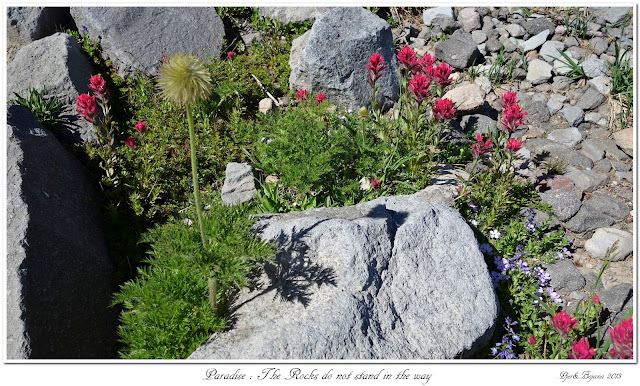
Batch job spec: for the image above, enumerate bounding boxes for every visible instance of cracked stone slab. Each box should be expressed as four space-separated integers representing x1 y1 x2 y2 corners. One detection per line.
189 195 498 359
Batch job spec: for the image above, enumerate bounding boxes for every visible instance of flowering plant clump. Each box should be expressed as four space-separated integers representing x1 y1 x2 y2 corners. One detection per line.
608 317 633 359
78 74 122 186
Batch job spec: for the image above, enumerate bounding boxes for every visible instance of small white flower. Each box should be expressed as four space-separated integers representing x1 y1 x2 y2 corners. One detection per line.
183 218 193 226
204 204 211 210
266 138 273 144
490 229 501 239
471 219 478 226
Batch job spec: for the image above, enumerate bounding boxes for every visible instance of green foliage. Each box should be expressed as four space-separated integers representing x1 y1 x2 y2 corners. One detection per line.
551 51 587 80
113 197 276 359
10 89 67 131
250 9 313 38
608 40 633 126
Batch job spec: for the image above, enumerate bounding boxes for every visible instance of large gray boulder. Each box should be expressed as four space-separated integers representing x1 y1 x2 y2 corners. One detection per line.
7 32 96 144
70 7 225 77
6 105 118 358
257 7 331 24
189 195 498 359
7 7 71 41
289 7 399 111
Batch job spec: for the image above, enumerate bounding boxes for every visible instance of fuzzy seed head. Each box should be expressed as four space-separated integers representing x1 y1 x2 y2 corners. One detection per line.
157 54 212 107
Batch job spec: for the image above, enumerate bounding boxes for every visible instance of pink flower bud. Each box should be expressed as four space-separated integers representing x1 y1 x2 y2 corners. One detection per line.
124 137 136 150
135 121 147 135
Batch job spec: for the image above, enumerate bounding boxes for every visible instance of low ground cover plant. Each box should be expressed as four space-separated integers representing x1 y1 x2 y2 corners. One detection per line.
18 8 632 359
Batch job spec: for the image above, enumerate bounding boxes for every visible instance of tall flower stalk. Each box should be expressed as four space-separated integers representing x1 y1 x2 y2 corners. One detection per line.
157 53 217 309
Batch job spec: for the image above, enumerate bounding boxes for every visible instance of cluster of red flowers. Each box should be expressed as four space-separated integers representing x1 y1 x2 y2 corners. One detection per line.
296 89 327 104
499 91 527 133
77 74 110 123
432 98 456 121
397 46 453 90
470 132 493 158
609 317 633 359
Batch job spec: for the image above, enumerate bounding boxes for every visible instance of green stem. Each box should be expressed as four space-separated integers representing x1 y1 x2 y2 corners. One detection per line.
186 107 209 251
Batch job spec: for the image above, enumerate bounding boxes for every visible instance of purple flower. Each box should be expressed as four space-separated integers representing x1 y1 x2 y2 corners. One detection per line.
468 201 478 213
183 218 193 226
82 26 88 34
547 287 563 304
479 243 493 254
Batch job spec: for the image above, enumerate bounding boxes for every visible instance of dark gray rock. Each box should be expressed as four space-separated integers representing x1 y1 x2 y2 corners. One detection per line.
221 163 257 205
576 86 605 110
189 196 498 359
539 189 581 222
460 114 498 134
580 139 605 161
257 7 331 23
594 139 631 162
565 205 615 234
485 38 503 53
559 105 585 126
583 192 630 221
523 101 550 124
435 32 483 69
289 7 399 111
525 138 594 169
70 7 225 77
7 32 96 144
589 37 610 55
6 105 118 359
543 260 586 292
7 6 71 41
591 7 633 25
563 168 608 192
599 283 633 313
582 271 605 293
523 18 555 36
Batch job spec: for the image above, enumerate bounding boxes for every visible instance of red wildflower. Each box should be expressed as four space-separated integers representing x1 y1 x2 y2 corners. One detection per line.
501 103 528 133
609 317 633 359
552 311 578 337
135 121 147 135
76 93 99 123
88 74 109 101
397 46 417 71
227 51 235 59
408 74 431 103
316 93 327 104
432 98 456 121
528 335 536 345
506 138 523 153
371 178 381 190
500 91 519 109
568 337 596 359
366 53 387 87
470 132 493 158
124 137 136 150
415 54 437 75
593 295 600 305
432 62 453 87
296 89 309 100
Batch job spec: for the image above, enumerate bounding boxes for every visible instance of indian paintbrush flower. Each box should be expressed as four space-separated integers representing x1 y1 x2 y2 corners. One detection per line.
506 138 523 153
432 62 453 87
296 89 309 100
501 103 528 133
568 337 596 359
227 51 235 59
316 93 327 104
500 91 519 109
76 93 98 123
88 74 109 102
470 132 493 158
135 121 147 135
432 98 456 120
408 74 431 103
552 310 577 337
609 317 633 359
124 137 136 150
397 46 417 71
366 53 387 87
371 178 381 190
